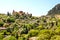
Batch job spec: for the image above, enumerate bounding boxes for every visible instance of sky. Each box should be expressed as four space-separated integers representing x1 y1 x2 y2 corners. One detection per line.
0 0 60 16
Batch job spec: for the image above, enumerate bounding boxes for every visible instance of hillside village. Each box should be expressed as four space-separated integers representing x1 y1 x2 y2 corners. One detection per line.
0 4 60 40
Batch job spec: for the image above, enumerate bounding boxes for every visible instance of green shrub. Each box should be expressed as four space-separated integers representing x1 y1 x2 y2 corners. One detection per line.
3 35 16 40
50 35 60 40
0 20 4 27
7 17 15 23
37 34 50 40
28 29 39 37
36 25 44 30
0 34 4 40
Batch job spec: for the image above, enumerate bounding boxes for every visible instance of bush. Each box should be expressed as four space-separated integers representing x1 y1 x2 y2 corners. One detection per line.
50 35 60 40
37 34 50 40
28 29 39 37
3 35 16 40
36 25 44 30
7 17 15 23
40 29 53 35
55 27 60 35
21 28 28 34
18 37 25 40
0 20 4 27
0 34 4 40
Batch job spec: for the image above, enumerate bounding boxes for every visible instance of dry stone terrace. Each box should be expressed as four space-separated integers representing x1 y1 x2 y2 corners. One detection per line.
0 27 7 30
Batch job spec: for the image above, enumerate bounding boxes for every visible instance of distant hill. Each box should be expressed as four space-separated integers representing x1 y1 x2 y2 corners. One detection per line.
47 4 60 15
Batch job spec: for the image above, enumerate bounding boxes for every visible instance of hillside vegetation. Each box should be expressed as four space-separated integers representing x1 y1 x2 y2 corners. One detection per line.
0 4 60 40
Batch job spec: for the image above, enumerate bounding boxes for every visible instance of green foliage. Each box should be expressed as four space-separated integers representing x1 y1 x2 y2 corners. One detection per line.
36 25 44 30
0 34 4 40
18 37 25 40
0 20 4 27
7 17 15 23
50 35 60 40
15 13 20 19
7 28 13 33
3 35 16 40
55 27 60 35
0 9 60 40
38 34 50 40
28 29 39 37
40 29 51 34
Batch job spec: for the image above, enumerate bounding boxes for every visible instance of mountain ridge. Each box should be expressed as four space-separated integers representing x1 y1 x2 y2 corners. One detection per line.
47 4 60 15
